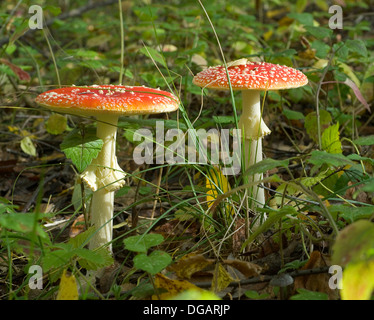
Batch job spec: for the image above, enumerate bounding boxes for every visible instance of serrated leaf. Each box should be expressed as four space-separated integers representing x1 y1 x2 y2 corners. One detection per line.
20 136 36 156
244 158 289 176
68 226 96 249
123 234 164 253
346 39 367 57
321 123 342 154
56 270 79 300
60 127 103 172
353 135 374 146
305 110 332 143
133 250 172 274
42 247 75 271
75 247 114 271
305 26 332 39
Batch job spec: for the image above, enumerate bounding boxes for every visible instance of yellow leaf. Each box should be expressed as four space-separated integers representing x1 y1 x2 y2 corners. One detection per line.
342 261 374 300
45 113 67 135
168 252 214 279
20 136 36 157
152 273 204 300
206 167 234 217
211 263 234 294
56 269 79 300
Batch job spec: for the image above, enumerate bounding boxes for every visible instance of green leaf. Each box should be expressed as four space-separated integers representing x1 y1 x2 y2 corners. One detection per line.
245 290 270 299
241 206 297 250
68 226 96 249
287 13 314 26
290 288 328 300
305 26 333 39
139 46 167 68
42 246 75 271
212 116 235 124
308 151 354 168
124 234 165 253
305 110 332 143
60 127 103 173
282 108 305 120
244 158 289 177
353 135 374 146
329 205 374 223
75 247 114 271
45 114 67 135
346 39 367 57
133 250 172 275
321 123 342 154
0 212 47 238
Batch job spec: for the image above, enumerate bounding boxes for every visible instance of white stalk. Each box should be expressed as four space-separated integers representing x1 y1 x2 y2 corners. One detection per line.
82 114 126 252
238 90 270 208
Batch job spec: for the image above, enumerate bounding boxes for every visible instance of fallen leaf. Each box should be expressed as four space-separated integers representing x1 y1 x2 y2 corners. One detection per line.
293 251 338 300
223 259 262 278
211 263 234 293
152 273 203 300
168 252 214 279
56 269 79 300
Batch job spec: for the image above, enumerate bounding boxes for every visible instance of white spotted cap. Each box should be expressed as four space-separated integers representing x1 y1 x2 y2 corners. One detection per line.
35 85 179 117
193 59 308 91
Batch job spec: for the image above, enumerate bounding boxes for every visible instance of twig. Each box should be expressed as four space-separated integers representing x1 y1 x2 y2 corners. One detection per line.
196 266 331 289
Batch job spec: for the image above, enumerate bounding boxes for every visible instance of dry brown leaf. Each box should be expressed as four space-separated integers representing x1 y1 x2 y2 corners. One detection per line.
69 214 86 238
223 259 262 278
293 251 339 300
152 273 203 300
168 252 214 279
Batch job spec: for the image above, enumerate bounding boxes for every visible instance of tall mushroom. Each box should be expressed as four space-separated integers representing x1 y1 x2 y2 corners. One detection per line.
193 58 308 209
35 85 179 252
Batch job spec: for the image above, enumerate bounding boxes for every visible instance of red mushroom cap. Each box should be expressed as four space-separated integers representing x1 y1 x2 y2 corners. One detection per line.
35 85 179 117
193 60 308 91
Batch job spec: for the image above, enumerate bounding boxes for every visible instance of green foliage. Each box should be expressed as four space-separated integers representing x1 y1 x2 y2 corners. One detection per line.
1 0 374 300
124 234 172 275
60 127 103 172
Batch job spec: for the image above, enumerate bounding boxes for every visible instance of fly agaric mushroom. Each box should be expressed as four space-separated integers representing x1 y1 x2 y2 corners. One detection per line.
35 85 179 252
193 58 308 208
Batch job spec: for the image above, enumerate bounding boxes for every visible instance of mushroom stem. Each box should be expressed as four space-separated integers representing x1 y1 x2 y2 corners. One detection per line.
238 90 270 208
84 114 126 252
